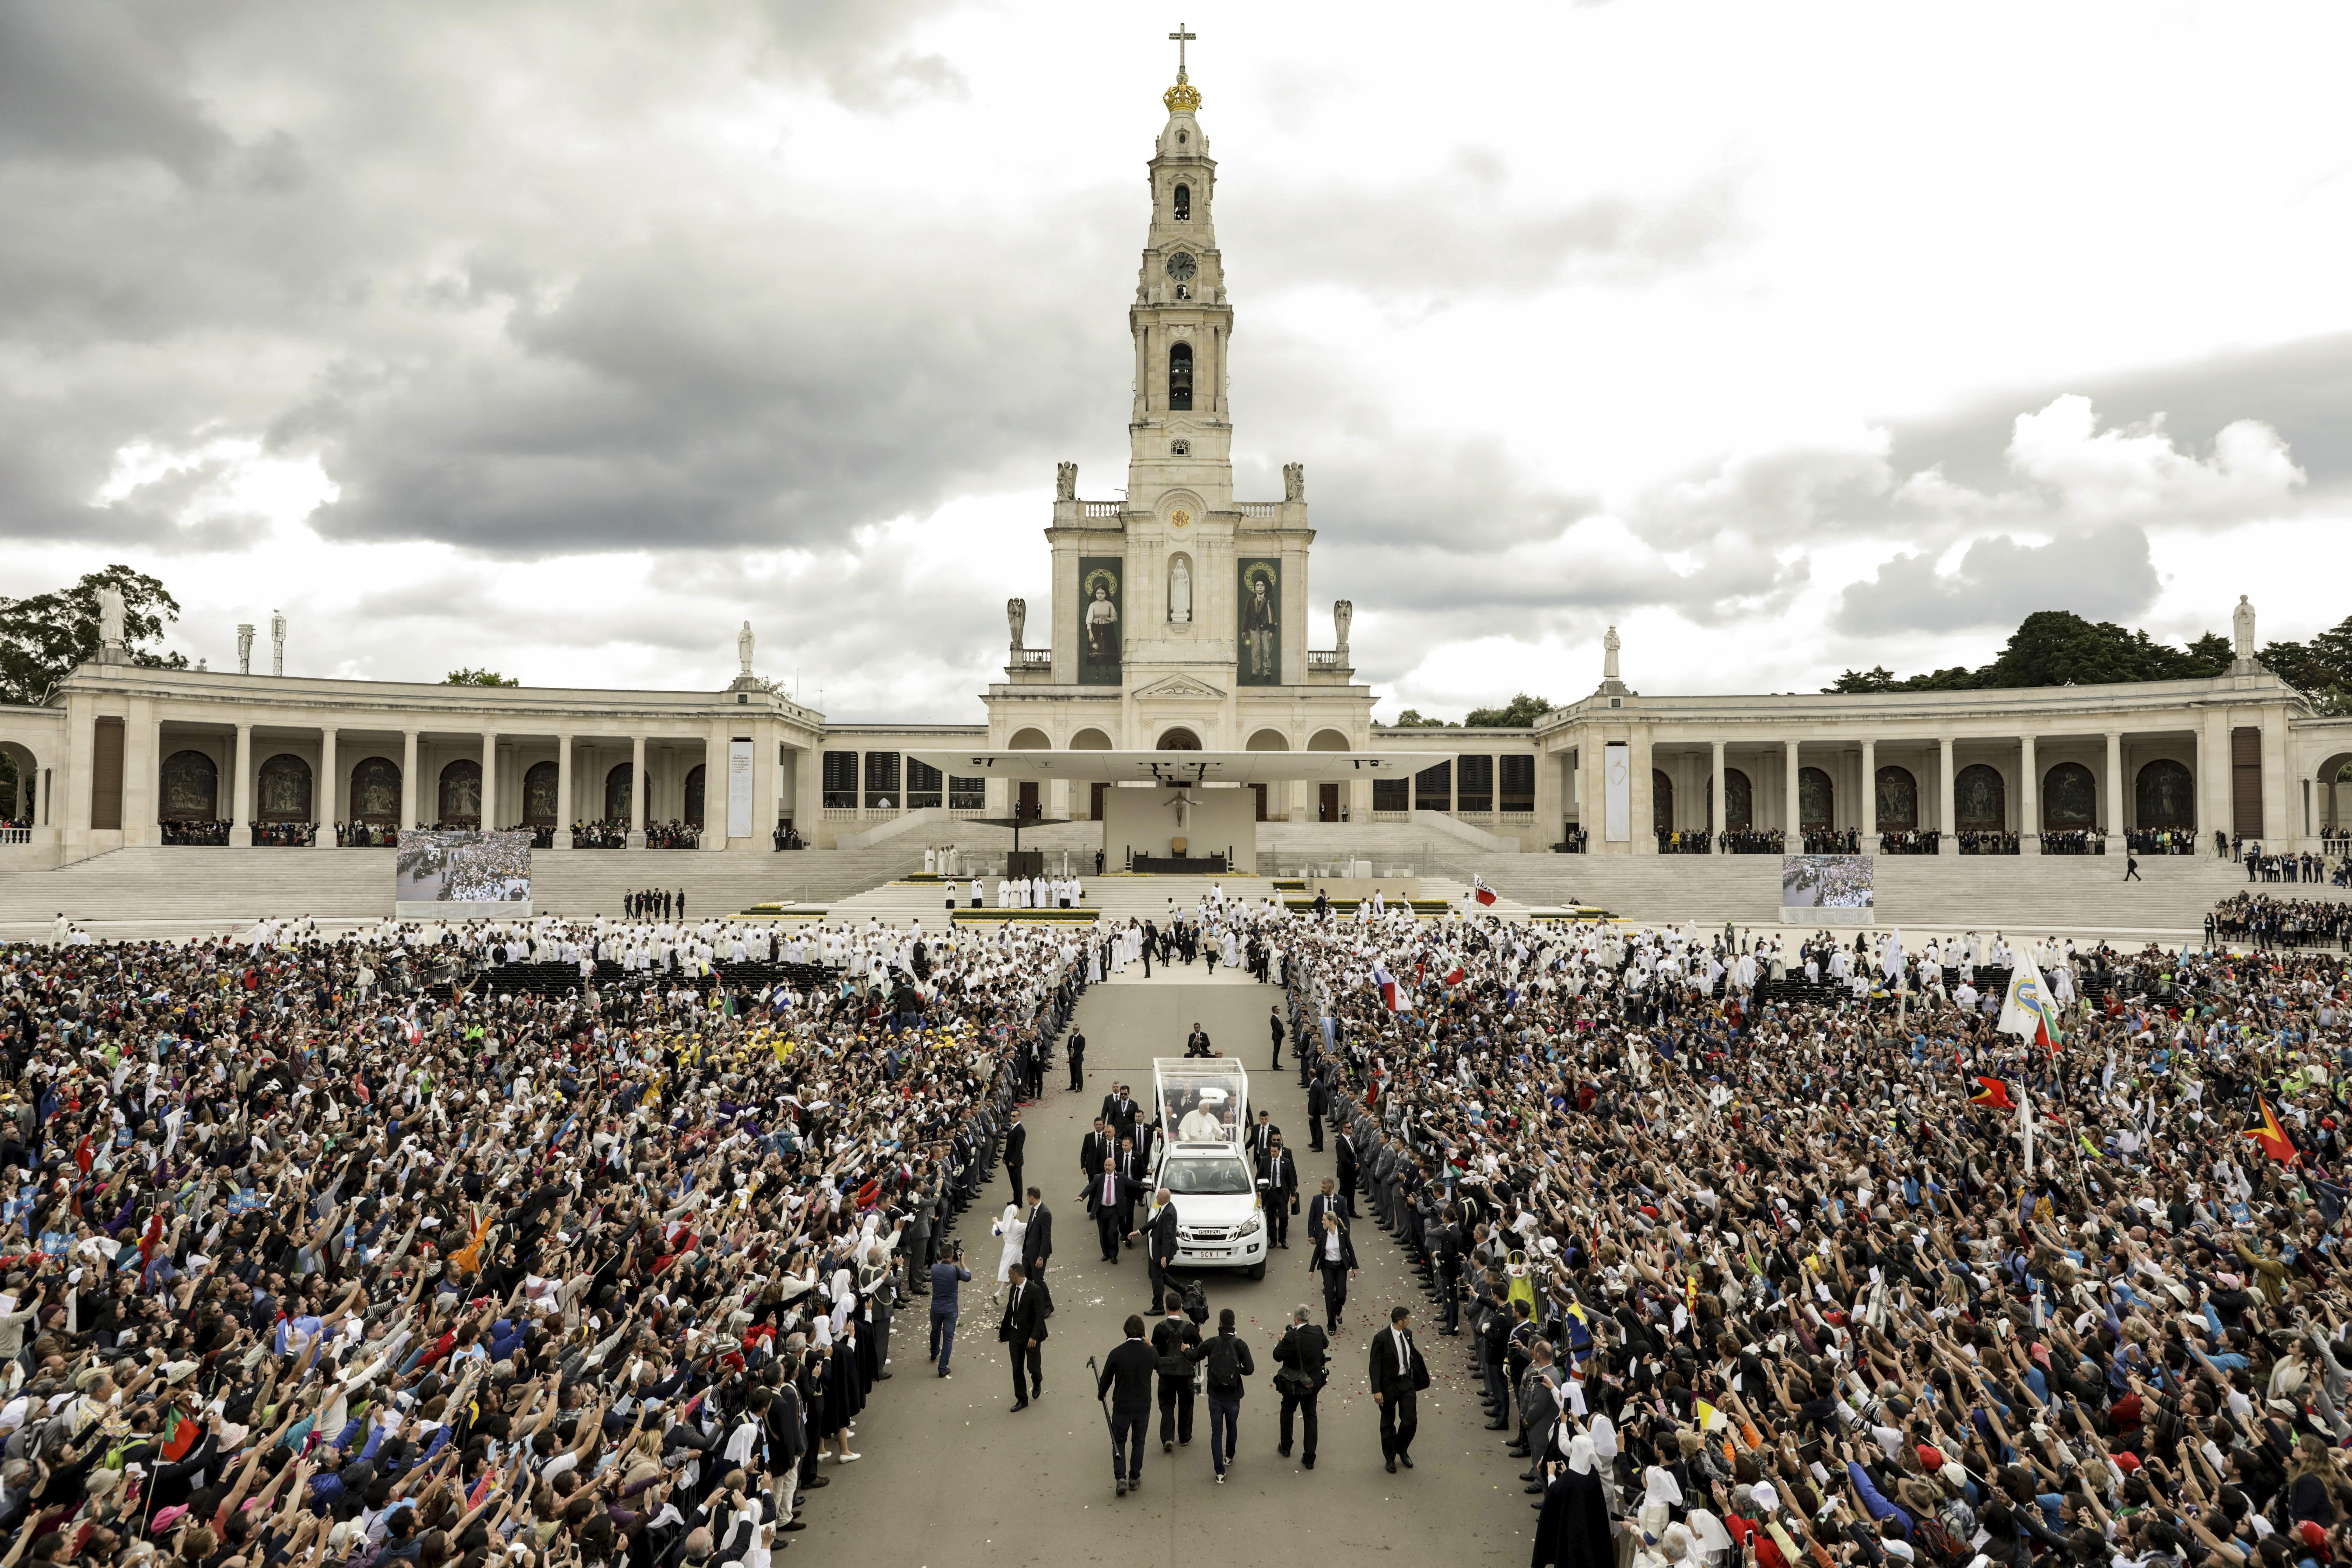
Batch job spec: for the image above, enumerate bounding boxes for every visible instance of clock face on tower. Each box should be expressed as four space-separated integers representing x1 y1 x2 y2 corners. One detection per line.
1166 252 1197 283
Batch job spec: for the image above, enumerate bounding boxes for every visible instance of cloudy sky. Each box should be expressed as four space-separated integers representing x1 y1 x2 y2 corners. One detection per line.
6 0 2348 721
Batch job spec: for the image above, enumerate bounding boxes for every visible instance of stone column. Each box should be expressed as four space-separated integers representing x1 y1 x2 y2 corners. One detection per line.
127 705 160 846
1784 741 1801 842
2105 732 2123 835
628 734 647 848
1629 727 1654 853
552 734 573 850
2199 710 2228 843
1938 737 1956 855
315 727 337 848
1860 738 1876 843
705 723 729 851
1709 740 1726 839
2019 733 2039 853
481 732 499 831
401 730 419 828
794 743 821 844
231 724 254 846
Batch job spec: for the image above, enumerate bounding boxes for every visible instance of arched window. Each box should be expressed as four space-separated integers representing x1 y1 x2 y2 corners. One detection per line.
1874 765 1918 830
603 763 634 824
438 760 481 827
1954 763 2006 831
2042 762 2097 829
160 749 218 821
1173 182 1191 221
1798 766 1834 830
1168 342 1193 411
2135 759 2193 828
684 764 706 828
1652 770 1674 834
523 761 560 826
1722 767 1752 831
350 757 400 824
258 754 313 822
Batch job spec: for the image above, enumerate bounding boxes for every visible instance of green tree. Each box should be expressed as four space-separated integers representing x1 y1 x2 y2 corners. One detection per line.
1464 692 1553 728
0 565 187 706
1819 610 2237 693
2258 613 2352 711
443 667 520 687
1388 708 1456 728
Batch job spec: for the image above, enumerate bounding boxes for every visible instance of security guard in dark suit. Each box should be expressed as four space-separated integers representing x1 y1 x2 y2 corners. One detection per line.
1149 1290 1200 1451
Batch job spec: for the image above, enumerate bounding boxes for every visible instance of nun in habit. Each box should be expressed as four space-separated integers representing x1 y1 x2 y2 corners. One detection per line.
1532 1431 1616 1568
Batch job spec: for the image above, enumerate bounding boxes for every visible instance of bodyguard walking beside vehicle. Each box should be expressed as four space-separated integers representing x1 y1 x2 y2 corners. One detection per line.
1271 1305 1329 1469
1198 1307 1256 1484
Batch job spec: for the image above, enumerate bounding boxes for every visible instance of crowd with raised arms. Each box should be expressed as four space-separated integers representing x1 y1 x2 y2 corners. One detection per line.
1267 901 2352 1568
0 910 1112 1568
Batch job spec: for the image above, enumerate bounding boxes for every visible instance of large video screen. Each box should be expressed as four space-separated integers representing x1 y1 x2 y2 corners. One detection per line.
1780 853 1873 908
396 829 533 910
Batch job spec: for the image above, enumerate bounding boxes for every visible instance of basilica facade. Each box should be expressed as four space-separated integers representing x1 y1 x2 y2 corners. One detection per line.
2 64 2347 872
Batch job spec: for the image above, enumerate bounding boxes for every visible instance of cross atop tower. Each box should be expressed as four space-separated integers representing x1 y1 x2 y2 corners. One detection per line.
1169 23 1196 83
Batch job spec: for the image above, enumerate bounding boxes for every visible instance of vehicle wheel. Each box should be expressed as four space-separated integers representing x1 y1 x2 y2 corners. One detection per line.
1247 1261 1266 1281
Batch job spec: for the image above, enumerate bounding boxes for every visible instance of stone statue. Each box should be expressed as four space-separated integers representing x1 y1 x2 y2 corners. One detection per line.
1055 461 1078 502
96 586 126 648
2234 594 2256 660
1007 597 1027 649
1603 625 1621 682
738 620 755 677
270 610 287 677
1168 555 1192 624
1333 598 1352 655
1282 462 1304 502
237 623 254 675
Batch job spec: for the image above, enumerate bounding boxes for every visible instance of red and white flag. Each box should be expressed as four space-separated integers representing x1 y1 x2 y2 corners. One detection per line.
1472 876 1498 907
1443 964 1467 987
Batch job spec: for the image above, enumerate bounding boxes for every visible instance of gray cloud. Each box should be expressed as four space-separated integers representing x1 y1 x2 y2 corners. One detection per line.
1833 522 2161 636
1233 157 1744 299
0 1 230 175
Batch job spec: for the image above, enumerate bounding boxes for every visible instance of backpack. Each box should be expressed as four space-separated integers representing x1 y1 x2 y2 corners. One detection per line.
1911 1516 1968 1567
1182 1281 1209 1325
1203 1335 1243 1395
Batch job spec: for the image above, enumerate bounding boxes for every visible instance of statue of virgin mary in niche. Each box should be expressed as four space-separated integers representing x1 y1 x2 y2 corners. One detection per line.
1168 556 1192 624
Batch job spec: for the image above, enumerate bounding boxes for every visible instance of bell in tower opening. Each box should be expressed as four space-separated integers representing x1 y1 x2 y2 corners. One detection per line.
1173 182 1191 220
1168 342 1193 411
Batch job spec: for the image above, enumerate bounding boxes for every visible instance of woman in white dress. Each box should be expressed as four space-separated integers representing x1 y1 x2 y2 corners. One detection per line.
989 1202 1027 1305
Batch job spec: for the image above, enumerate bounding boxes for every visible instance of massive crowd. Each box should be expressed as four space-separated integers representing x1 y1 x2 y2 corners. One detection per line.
8 872 2352 1568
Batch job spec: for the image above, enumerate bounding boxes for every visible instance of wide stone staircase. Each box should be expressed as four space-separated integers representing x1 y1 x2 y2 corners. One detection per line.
1429 848 2263 938
0 845 927 938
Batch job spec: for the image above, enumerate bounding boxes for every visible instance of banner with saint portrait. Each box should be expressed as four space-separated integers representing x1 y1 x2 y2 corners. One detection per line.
1078 557 1123 684
1237 557 1281 686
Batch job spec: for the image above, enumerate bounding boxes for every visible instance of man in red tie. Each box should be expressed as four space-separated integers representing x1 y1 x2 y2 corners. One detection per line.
1090 1156 1141 1262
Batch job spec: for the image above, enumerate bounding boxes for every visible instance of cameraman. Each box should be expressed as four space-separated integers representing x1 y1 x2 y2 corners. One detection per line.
1151 1288 1200 1451
929 1239 971 1378
1271 1304 1329 1468
1184 1022 1215 1057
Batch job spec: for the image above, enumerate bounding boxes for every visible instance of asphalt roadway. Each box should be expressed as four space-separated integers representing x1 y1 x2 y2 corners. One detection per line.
790 959 1535 1565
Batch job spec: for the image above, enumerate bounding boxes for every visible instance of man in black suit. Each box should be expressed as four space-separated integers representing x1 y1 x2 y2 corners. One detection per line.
1130 1117 1158 1172
1080 1118 1112 1182
1260 1134 1298 1248
1096 1314 1160 1495
1247 1110 1279 1166
1148 1289 1200 1452
1102 1084 1140 1138
999 1264 1049 1410
1368 1304 1428 1472
1066 1028 1086 1090
1144 1186 1180 1308
1268 1006 1285 1069
1305 1176 1343 1241
1001 1109 1025 1203
1115 1135 1146 1242
1018 1186 1053 1278
1306 1075 1329 1150
1088 1157 1144 1262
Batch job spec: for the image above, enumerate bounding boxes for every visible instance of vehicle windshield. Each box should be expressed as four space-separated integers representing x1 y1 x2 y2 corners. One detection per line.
1162 1156 1255 1195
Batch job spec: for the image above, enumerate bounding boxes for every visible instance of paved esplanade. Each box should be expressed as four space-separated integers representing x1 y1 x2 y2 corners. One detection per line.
791 962 1529 1562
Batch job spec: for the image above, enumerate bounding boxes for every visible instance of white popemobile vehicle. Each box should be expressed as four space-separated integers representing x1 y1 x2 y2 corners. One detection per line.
1149 1057 1268 1279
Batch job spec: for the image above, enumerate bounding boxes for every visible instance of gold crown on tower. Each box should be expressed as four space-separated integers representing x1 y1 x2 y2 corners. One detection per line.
1163 79 1201 112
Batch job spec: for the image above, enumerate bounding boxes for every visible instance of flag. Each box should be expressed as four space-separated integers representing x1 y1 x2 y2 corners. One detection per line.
2019 1082 2036 1178
2077 1133 2103 1161
1997 959 2065 1053
73 1135 92 1175
1443 965 1466 988
2245 1095 2299 1165
1372 963 1414 1012
1969 1077 2015 1111
1472 876 1498 908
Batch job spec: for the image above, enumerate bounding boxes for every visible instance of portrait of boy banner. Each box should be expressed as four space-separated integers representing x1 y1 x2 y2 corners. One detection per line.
1237 558 1281 685
1078 557 1122 685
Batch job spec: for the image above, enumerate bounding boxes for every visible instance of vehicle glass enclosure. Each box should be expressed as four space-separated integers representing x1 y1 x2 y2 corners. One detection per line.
1153 1058 1249 1148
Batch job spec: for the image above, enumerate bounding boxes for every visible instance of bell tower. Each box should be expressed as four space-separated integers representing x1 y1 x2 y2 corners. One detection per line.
1128 24 1233 510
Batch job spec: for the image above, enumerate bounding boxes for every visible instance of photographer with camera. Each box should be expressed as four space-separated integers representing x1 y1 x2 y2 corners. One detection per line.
1271 1304 1330 1468
929 1239 971 1378
1151 1287 1202 1451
